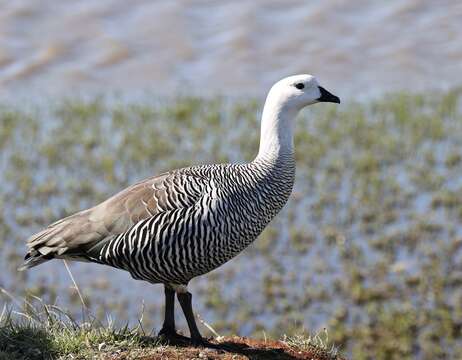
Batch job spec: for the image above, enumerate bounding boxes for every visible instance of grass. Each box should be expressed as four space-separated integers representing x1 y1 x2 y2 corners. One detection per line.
282 330 339 358
0 302 160 359
0 292 342 360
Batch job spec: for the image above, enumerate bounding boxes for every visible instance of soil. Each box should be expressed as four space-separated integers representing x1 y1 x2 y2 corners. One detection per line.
110 336 346 360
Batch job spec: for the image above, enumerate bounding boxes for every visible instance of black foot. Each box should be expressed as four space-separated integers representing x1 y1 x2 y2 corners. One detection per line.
190 336 214 348
158 327 190 343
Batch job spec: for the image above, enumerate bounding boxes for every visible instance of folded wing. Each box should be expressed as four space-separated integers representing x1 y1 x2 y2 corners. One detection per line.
19 169 208 270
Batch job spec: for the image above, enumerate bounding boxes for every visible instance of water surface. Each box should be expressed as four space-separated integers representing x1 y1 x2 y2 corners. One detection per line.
0 1 461 98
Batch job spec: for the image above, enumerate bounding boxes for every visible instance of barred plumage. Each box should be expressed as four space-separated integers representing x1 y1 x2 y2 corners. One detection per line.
96 156 295 285
19 75 340 344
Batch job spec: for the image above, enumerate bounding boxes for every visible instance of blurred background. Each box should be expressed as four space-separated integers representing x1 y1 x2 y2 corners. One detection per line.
1 0 461 98
1 1 462 359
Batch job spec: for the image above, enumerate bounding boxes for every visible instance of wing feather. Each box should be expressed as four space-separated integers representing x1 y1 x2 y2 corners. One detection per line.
19 169 208 270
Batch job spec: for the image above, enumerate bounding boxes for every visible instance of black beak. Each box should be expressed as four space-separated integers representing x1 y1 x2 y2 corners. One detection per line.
317 86 340 104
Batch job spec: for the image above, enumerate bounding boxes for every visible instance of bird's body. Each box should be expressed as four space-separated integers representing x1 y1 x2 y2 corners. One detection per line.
23 155 295 287
98 155 295 286
20 74 339 344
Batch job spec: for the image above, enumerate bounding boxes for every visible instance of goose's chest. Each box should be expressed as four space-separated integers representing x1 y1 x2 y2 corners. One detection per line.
216 163 295 238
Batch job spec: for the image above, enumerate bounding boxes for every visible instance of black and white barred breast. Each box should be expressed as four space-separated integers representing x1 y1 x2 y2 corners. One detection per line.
97 153 295 285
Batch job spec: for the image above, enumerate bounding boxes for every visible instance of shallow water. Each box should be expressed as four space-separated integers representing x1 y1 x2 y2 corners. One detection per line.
1 1 461 99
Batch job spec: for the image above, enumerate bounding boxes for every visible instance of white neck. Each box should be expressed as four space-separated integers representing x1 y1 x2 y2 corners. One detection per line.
255 94 298 161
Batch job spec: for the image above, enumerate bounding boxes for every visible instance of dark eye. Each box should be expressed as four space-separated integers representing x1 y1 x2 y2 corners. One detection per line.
295 83 304 90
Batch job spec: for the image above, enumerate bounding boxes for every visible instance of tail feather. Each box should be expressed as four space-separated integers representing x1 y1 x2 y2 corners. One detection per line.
18 208 112 271
18 251 53 271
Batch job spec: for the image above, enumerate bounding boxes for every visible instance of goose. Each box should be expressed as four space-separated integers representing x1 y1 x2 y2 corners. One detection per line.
19 74 340 345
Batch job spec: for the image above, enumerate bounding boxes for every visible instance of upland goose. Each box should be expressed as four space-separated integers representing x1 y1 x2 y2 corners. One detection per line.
19 74 340 344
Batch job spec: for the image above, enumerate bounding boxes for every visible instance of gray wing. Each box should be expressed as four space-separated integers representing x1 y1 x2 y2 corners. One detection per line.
19 169 209 270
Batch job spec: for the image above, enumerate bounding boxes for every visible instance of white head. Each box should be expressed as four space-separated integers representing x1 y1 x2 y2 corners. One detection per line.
266 74 340 112
257 74 340 159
